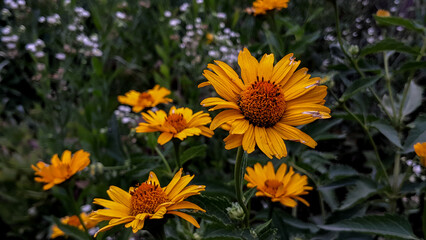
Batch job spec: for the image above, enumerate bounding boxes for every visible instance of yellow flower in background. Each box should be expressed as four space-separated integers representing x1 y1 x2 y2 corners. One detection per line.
90 169 205 235
414 142 426 166
206 33 214 44
118 85 172 113
51 212 100 239
32 150 90 190
200 48 330 159
376 9 391 17
245 162 312 207
251 0 289 16
135 106 214 145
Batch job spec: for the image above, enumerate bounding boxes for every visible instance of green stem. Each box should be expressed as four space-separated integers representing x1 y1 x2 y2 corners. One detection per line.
154 146 172 174
383 51 397 119
172 139 181 169
342 103 390 184
67 186 91 239
234 146 250 227
268 201 274 219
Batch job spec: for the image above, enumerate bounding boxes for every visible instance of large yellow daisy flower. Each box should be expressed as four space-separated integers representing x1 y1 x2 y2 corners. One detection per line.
251 0 289 16
118 85 172 113
32 150 90 190
414 142 426 167
200 48 330 159
245 162 312 207
135 106 214 145
90 169 205 235
51 212 100 239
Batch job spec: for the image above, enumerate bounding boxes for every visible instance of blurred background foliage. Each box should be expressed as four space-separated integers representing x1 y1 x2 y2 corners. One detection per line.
0 0 425 239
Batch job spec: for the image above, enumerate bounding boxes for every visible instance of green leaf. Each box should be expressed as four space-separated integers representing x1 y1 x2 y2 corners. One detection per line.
398 61 426 72
243 187 257 205
328 164 358 180
370 120 402 148
91 57 103 76
403 115 426 153
51 217 91 240
374 15 425 33
319 214 419 239
401 81 423 117
360 38 419 56
180 144 207 165
190 195 233 225
339 178 378 210
254 219 272 235
340 76 381 102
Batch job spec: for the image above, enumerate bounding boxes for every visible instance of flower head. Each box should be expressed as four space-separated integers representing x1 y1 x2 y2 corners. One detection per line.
32 150 90 190
135 106 214 145
51 212 100 239
250 0 290 16
200 48 330 159
90 169 205 235
414 142 426 167
376 9 391 17
118 85 172 113
245 162 312 207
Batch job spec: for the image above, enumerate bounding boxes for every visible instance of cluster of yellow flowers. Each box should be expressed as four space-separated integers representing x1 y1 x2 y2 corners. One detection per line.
33 45 424 238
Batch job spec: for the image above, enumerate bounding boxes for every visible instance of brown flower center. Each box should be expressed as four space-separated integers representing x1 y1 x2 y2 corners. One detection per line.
138 92 154 104
130 182 168 215
237 80 285 127
165 113 187 132
263 179 282 195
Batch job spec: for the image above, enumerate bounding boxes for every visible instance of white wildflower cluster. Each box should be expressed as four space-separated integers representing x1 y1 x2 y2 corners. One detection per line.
25 39 45 58
114 11 129 28
206 24 241 64
67 7 90 32
3 0 26 10
39 13 61 25
75 33 102 57
403 157 426 182
1 26 19 50
114 105 139 126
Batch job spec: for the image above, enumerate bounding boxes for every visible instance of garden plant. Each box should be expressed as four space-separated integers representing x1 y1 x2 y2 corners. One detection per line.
0 0 425 239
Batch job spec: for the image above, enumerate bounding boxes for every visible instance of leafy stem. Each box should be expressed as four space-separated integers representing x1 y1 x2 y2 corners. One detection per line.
154 146 172 174
234 146 250 227
172 139 181 169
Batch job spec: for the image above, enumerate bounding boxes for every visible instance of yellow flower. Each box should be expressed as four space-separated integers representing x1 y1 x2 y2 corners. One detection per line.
206 33 214 44
135 106 214 145
251 0 290 16
414 142 426 167
32 150 90 190
245 162 312 207
200 48 330 159
90 169 205 235
51 212 100 239
117 85 172 113
376 9 391 17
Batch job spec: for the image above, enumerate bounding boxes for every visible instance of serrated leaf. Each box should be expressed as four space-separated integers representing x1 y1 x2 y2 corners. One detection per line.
398 61 426 72
339 178 378 210
401 81 423 117
328 164 358 179
51 217 91 240
244 187 257 205
340 76 381 101
374 15 425 33
360 38 419 56
190 196 233 225
254 219 272 235
319 214 419 239
403 115 426 153
370 120 402 148
180 144 207 165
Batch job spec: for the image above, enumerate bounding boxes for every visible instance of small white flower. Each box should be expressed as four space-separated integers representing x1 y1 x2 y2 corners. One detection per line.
118 105 131 113
35 39 45 47
164 10 171 17
179 3 189 12
64 0 71 6
217 12 226 19
406 160 413 166
2 9 12 17
36 63 45 71
2 26 11 35
55 53 66 60
196 0 203 4
6 43 16 49
35 51 45 58
67 24 77 31
92 48 103 57
115 11 126 20
169 18 181 27
413 165 421 175
219 46 228 52
17 0 25 6
25 43 36 52
80 204 92 213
